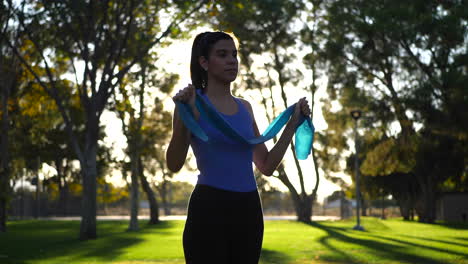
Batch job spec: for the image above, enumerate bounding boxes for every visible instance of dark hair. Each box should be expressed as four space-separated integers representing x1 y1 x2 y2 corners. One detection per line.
190 31 235 91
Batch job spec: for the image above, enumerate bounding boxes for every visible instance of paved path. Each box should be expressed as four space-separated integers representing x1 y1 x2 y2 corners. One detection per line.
36 215 340 221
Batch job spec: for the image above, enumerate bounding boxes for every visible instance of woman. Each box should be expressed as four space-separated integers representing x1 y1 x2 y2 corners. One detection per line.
166 31 310 264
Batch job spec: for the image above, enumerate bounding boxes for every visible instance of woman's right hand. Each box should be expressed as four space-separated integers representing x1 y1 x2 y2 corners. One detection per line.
172 84 196 108
168 83 197 172
172 83 200 121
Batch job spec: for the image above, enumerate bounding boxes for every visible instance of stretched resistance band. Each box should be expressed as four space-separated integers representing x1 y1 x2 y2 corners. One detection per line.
176 90 315 160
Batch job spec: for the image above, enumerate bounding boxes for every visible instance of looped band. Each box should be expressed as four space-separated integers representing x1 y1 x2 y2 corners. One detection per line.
176 90 315 160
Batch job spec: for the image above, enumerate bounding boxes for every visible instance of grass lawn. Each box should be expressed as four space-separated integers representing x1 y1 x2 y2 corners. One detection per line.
1 217 467 264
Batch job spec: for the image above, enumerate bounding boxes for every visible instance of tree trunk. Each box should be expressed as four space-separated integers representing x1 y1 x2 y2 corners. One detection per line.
380 194 386 220
311 148 320 218
0 81 10 232
0 196 6 232
55 158 68 216
386 173 419 221
310 47 320 220
414 171 437 223
270 51 315 223
340 191 347 219
400 206 409 221
281 115 310 222
139 158 159 224
417 189 437 223
158 181 171 216
78 106 104 239
138 162 160 225
397 197 411 221
128 153 140 231
361 197 368 216
35 171 40 219
292 194 313 223
59 183 69 216
79 145 98 240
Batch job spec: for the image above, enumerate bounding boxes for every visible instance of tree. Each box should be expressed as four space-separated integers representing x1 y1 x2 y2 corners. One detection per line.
2 0 208 239
113 52 179 228
321 0 468 223
142 96 177 219
10 77 112 219
15 74 89 215
1 1 25 230
300 0 333 217
0 19 18 232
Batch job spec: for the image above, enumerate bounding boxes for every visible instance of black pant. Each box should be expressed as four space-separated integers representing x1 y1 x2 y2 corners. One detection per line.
183 184 264 264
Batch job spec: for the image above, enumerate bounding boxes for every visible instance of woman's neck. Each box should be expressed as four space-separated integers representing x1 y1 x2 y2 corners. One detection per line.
204 80 232 102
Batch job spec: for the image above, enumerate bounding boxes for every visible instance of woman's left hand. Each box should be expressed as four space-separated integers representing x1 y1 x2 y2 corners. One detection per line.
289 97 311 128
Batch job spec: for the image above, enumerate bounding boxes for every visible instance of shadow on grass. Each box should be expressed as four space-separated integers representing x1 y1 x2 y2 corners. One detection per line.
308 222 450 264
260 248 293 264
371 234 468 259
1 220 178 264
402 235 468 248
455 237 468 242
434 222 468 230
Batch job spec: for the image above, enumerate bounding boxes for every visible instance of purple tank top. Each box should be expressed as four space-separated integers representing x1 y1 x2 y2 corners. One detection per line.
190 93 258 192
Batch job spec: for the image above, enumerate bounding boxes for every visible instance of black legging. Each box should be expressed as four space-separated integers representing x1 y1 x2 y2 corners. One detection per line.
183 184 264 264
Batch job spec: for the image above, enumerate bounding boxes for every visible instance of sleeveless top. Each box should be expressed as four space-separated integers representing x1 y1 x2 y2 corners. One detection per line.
190 92 258 192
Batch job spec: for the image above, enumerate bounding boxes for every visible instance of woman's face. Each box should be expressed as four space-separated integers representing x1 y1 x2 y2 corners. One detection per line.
201 39 239 84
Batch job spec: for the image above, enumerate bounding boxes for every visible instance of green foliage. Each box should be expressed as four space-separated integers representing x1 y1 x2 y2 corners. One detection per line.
212 0 304 67
1 0 208 237
361 136 418 176
319 0 468 221
97 178 128 204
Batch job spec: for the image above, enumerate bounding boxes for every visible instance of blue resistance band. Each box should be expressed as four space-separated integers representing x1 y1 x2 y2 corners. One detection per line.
176 90 315 160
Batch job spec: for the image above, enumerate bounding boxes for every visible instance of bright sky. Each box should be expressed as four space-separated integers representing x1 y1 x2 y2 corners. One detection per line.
101 27 351 203
9 25 353 204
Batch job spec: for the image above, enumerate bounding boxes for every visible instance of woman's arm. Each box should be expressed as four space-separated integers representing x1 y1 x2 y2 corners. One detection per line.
165 85 199 173
241 98 309 176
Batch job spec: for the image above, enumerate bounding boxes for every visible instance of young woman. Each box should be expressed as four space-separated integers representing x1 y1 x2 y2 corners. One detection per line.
166 31 310 264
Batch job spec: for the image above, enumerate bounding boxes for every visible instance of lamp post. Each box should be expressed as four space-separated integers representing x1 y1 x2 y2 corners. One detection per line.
351 110 365 231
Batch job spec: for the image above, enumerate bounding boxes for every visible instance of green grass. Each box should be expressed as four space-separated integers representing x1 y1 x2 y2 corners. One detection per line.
1 217 467 264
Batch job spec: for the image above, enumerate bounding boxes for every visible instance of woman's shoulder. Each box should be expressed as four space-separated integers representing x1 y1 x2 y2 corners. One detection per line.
235 96 254 120
234 96 251 109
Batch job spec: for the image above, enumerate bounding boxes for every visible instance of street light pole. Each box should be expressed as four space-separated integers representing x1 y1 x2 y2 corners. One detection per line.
351 110 364 231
